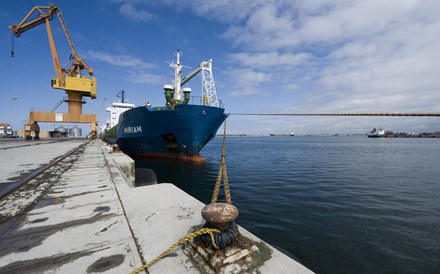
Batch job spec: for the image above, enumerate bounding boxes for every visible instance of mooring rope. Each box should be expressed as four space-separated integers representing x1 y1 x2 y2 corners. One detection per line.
211 116 232 205
131 116 235 273
232 113 440 117
130 227 221 274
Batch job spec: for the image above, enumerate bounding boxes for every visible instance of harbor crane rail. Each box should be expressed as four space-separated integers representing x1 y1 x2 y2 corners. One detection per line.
9 5 98 139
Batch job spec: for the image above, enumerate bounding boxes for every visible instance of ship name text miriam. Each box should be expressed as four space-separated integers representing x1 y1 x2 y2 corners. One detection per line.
124 126 143 134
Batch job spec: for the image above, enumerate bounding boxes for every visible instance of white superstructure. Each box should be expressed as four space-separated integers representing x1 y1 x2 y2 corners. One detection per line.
106 102 135 128
102 91 135 133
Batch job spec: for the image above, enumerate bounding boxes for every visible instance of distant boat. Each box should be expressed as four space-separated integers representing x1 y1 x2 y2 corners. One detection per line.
270 131 295 136
367 127 386 138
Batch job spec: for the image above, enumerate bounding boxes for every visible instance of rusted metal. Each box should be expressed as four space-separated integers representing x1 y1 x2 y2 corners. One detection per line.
186 233 272 272
201 203 239 231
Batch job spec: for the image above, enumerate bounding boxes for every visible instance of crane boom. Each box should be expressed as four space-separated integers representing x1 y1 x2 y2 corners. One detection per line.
9 5 55 36
9 5 99 140
55 9 94 77
180 59 219 107
181 66 202 87
10 6 64 84
9 5 96 98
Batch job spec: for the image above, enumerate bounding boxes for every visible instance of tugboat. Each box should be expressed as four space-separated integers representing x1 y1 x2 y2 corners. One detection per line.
367 127 386 138
116 51 226 161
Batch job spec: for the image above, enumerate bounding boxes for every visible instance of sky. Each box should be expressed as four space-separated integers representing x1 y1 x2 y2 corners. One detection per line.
0 0 439 135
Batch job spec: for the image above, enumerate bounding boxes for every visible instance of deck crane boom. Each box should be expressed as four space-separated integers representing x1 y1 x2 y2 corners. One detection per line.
178 53 219 107
9 5 98 139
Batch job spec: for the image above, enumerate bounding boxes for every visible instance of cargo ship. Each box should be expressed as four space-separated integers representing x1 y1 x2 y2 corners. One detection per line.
115 51 226 161
269 131 295 136
101 90 135 144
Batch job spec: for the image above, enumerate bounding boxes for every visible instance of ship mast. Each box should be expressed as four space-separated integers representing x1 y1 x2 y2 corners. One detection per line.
117 90 126 103
169 50 220 107
170 50 183 101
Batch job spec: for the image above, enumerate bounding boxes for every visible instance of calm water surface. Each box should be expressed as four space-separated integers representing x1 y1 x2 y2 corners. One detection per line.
136 136 440 273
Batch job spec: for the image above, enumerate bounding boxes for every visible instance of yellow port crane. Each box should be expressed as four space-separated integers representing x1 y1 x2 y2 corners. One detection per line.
9 5 98 139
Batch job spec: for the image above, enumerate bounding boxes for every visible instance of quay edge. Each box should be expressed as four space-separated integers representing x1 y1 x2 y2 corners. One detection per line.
105 140 314 273
0 139 313 273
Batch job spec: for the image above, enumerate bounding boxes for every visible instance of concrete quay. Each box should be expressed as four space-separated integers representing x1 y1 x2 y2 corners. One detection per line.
0 139 313 273
0 139 89 186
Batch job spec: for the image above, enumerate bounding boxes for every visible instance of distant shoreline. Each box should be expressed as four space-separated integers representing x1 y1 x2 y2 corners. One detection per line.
217 132 440 138
372 132 440 138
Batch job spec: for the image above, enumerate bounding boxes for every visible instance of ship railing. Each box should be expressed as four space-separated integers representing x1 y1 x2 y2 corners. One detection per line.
189 96 224 108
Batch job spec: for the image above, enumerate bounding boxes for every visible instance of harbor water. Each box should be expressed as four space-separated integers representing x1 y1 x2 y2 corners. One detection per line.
135 136 440 273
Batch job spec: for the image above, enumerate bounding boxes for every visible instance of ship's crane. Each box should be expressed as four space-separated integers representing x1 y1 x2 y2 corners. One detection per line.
9 5 98 139
175 51 220 107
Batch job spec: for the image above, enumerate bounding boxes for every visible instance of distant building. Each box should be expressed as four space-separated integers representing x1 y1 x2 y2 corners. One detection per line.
0 123 13 137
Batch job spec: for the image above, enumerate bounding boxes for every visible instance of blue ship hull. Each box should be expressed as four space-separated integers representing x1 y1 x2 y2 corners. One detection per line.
116 104 225 160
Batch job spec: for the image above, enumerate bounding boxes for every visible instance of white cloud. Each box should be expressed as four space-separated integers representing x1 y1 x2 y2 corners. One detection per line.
114 0 252 24
314 17 440 113
86 50 153 68
225 51 314 97
221 0 433 50
106 0 440 133
224 1 440 110
283 83 300 92
228 52 311 69
85 50 164 84
296 0 422 45
119 3 155 22
226 68 271 96
127 70 165 84
223 2 298 50
159 0 253 23
219 0 440 133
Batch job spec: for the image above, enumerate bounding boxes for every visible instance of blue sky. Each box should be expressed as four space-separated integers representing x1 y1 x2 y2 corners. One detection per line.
1 0 439 135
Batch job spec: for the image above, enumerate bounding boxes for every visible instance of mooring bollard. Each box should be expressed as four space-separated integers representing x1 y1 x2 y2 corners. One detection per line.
201 203 239 230
112 144 120 153
198 203 240 249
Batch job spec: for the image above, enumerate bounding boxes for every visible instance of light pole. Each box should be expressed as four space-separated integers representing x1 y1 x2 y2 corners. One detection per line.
12 97 18 131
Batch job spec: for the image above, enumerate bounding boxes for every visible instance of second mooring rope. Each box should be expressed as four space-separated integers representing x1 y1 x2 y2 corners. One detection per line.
211 116 232 205
131 115 233 274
